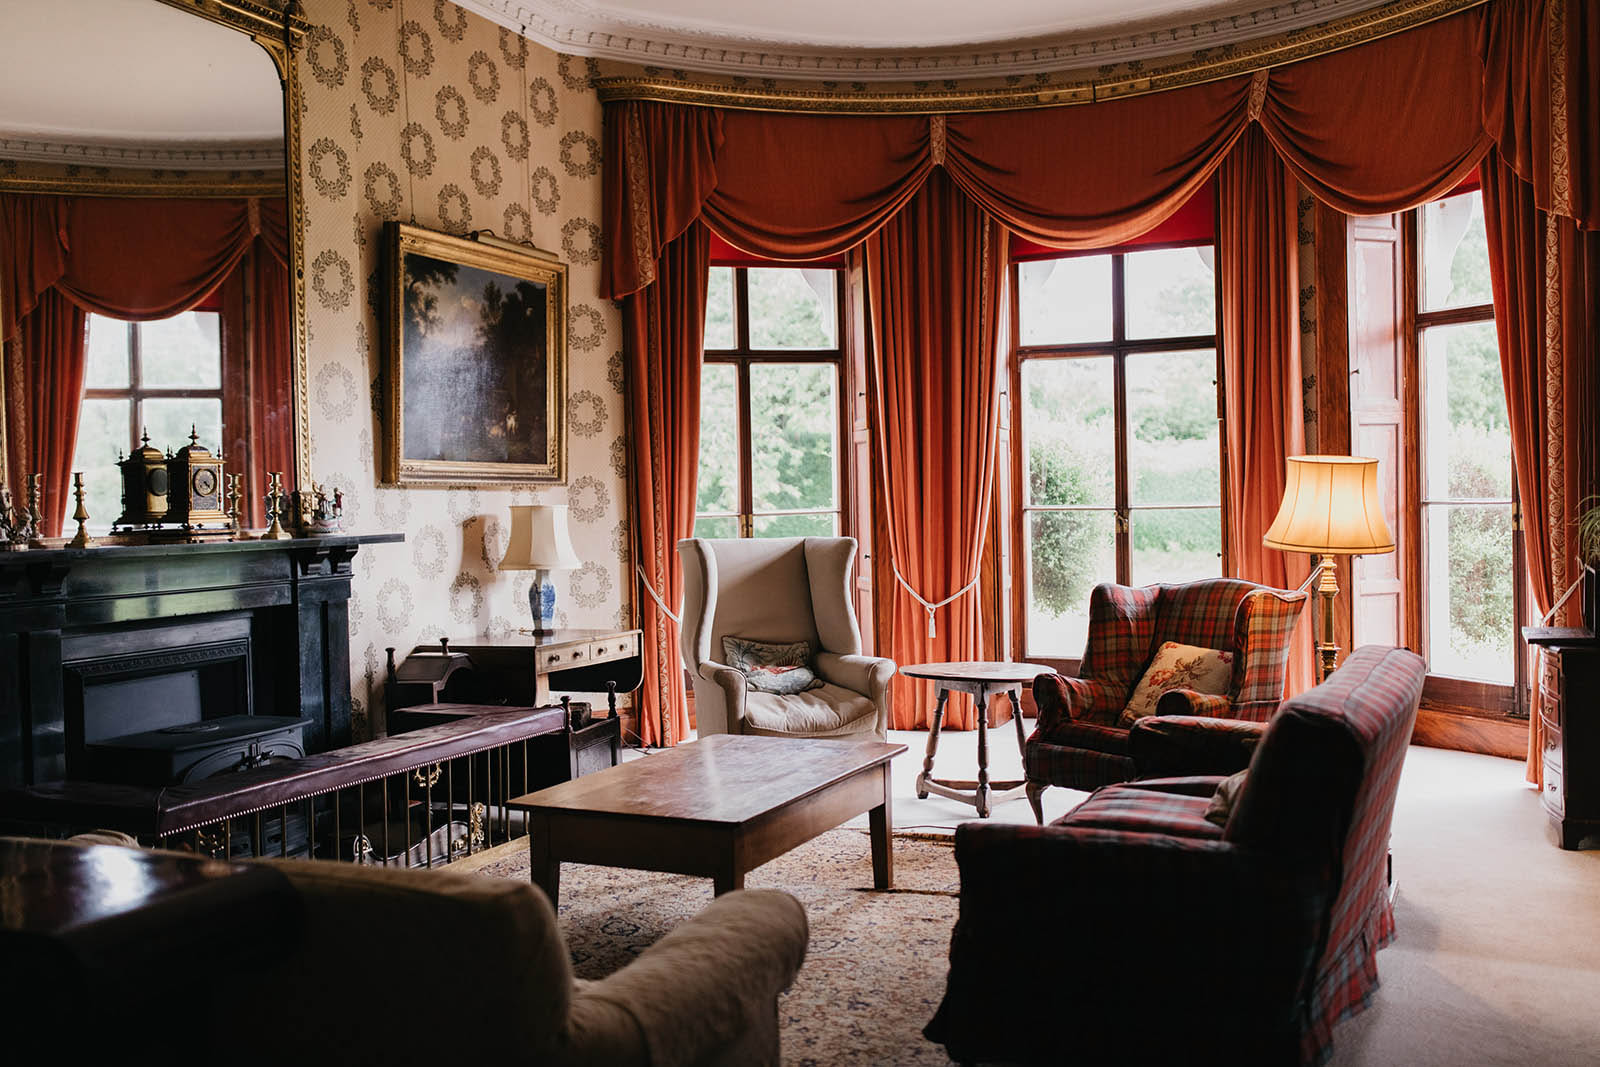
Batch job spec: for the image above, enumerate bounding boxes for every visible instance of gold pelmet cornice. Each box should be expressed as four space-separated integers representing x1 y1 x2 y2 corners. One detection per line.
595 0 1488 114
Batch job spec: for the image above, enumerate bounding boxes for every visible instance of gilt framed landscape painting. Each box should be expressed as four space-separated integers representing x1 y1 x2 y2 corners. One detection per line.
384 221 567 486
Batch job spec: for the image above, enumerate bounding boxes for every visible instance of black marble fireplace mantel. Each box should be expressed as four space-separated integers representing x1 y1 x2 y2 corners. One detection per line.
0 533 402 787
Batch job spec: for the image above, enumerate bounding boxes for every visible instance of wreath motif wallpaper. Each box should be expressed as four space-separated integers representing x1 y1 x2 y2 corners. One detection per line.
297 0 626 737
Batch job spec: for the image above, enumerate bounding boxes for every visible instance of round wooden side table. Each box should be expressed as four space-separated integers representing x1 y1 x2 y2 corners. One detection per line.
900 661 1053 818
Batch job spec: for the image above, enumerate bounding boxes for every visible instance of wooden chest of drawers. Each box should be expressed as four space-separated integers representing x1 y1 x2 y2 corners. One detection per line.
1526 627 1599 850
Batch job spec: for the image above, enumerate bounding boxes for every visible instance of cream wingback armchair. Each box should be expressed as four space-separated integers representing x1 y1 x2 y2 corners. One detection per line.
679 537 894 739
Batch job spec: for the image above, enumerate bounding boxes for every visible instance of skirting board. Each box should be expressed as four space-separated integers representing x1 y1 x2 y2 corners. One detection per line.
1412 704 1528 761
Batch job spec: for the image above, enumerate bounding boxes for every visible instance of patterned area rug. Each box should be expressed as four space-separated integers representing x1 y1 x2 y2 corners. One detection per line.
462 828 962 1066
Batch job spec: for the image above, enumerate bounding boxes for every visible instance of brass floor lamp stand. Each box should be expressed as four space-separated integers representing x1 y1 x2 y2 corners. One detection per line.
1312 553 1341 685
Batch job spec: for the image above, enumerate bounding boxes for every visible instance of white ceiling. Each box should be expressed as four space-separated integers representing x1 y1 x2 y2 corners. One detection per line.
0 0 282 170
464 0 1391 80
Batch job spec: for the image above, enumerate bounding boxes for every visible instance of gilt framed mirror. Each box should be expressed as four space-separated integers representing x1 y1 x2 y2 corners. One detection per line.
0 0 308 535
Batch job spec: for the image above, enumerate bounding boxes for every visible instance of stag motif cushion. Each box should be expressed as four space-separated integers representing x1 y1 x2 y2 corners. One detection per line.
1118 641 1235 726
722 636 825 695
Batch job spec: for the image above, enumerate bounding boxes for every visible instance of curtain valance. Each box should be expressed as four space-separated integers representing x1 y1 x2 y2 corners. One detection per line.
2 194 288 340
604 7 1511 300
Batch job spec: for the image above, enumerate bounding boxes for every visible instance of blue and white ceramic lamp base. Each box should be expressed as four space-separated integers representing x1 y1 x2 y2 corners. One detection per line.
529 569 558 637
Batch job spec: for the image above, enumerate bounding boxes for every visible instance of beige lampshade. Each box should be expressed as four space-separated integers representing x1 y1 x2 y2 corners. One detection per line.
499 504 583 571
1263 455 1396 555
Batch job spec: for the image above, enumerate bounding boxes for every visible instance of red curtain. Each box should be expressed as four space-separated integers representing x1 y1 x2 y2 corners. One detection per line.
1258 9 1490 214
1480 0 1600 231
1484 150 1600 786
7 291 86 535
863 171 1008 729
1 193 290 533
250 249 295 526
624 221 711 746
944 76 1251 249
598 3 1600 736
1218 126 1314 696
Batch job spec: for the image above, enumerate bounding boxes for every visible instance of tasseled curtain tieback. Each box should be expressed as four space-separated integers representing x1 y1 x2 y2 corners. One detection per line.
891 558 980 638
636 563 683 624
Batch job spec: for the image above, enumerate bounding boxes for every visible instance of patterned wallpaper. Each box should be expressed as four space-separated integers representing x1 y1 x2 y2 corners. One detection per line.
295 0 628 736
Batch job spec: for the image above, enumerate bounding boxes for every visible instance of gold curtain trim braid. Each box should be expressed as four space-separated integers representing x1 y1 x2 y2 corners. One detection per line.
595 0 1487 114
928 114 946 167
1547 0 1572 218
624 106 657 289
1543 210 1566 605
1247 69 1270 121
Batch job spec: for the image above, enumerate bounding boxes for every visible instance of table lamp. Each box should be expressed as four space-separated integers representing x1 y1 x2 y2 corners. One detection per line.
500 503 582 638
1263 455 1395 683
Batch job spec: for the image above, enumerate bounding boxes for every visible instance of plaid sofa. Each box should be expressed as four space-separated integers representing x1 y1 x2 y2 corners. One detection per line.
926 646 1426 1066
1025 577 1307 814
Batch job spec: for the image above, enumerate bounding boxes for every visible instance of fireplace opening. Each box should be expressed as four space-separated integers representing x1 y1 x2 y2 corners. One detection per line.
62 614 257 779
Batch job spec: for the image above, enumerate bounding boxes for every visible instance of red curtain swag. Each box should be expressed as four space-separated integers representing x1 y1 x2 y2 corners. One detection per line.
2 194 290 532
603 3 1595 739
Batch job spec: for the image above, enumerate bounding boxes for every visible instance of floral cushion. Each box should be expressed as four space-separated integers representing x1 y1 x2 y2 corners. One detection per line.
1118 641 1235 727
721 636 824 695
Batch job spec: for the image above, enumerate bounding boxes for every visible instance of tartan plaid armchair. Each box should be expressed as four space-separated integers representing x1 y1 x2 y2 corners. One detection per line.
1024 577 1307 819
926 646 1427 1066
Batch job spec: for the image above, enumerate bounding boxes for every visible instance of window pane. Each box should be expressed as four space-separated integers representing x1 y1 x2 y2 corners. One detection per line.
1022 357 1114 507
747 268 837 349
693 515 739 539
704 266 736 350
1421 321 1511 500
141 397 223 456
139 312 221 388
71 397 130 533
754 512 837 538
1420 191 1492 311
1125 246 1216 339
1018 256 1112 345
1131 507 1221 584
1425 503 1513 683
750 363 838 513
1025 509 1116 657
1126 349 1219 506
697 363 740 515
85 315 130 388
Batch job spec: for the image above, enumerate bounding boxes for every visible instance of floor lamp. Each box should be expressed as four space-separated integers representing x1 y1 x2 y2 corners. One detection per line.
1263 456 1396 684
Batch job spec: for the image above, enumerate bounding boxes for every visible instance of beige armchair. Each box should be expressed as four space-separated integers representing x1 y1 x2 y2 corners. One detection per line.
679 537 894 739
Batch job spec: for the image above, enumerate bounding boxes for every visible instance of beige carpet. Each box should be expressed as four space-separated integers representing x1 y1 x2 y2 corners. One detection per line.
461 742 1600 1066
461 828 962 1066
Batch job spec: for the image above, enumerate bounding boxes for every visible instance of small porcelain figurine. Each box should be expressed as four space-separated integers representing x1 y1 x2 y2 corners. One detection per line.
304 482 344 535
0 486 29 551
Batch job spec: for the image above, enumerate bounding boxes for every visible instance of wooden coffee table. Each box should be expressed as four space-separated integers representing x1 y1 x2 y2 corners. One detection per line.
902 660 1052 818
507 733 906 906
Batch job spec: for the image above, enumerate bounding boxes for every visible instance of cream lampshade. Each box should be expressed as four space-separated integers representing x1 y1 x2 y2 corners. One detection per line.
500 504 583 637
1263 455 1395 682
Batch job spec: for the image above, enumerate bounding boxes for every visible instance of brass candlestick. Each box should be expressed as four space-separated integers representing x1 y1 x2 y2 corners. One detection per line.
26 474 45 547
226 473 252 540
262 473 293 540
67 473 93 548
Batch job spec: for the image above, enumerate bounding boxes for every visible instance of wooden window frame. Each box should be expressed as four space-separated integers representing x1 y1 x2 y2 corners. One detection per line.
1006 242 1227 673
1401 202 1528 717
81 313 225 456
697 266 851 541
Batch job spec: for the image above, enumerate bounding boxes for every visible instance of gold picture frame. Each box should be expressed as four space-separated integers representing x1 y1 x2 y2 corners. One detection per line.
383 222 568 487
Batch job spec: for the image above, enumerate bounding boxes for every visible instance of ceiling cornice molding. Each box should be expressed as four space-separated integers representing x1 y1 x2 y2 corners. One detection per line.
455 0 1413 81
592 0 1487 113
0 136 285 172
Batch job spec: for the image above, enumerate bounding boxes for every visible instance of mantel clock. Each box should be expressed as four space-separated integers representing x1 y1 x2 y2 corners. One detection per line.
164 428 230 534
115 431 169 528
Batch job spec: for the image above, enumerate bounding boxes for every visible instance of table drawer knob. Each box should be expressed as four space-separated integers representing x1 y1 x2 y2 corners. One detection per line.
546 653 561 664
594 646 608 655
